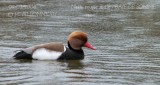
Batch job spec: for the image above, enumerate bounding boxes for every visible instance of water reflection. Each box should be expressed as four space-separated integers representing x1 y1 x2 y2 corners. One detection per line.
58 60 84 69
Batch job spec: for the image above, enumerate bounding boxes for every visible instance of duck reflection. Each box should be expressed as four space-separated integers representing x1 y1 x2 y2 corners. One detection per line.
13 58 84 69
14 59 33 63
58 60 84 69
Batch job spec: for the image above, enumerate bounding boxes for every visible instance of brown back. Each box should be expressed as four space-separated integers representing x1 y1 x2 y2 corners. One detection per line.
34 42 64 52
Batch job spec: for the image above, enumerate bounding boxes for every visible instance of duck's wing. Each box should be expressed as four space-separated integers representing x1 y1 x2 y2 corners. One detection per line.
23 42 65 54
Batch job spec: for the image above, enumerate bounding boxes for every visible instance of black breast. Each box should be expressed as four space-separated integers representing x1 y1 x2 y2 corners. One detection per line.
58 47 84 60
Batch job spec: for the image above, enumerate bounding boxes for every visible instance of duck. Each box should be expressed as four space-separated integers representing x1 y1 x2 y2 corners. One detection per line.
13 31 96 60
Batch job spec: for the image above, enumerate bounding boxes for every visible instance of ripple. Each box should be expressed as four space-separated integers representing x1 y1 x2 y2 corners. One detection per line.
154 21 160 25
108 14 126 19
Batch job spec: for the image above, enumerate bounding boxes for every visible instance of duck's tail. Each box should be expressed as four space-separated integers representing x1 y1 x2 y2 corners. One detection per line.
13 50 32 59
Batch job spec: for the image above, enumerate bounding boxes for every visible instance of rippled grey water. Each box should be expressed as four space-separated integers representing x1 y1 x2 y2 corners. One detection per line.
1 0 160 85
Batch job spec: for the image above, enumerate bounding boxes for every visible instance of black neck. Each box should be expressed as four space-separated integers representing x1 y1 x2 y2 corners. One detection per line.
68 42 83 52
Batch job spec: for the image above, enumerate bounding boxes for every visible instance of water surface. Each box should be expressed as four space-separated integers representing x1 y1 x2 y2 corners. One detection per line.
0 0 160 85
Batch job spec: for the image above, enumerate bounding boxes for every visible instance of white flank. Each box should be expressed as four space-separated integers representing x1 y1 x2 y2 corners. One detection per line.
32 47 66 60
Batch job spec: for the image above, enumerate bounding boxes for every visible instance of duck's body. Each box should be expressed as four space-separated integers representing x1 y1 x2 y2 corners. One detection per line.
13 31 96 60
13 42 84 60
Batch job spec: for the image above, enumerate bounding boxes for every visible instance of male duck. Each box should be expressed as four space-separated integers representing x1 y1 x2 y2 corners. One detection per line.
13 31 96 60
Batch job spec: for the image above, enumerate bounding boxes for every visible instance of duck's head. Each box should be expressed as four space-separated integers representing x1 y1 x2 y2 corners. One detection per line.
68 31 96 50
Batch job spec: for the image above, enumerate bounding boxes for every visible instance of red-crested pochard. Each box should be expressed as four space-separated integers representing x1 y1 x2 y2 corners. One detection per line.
13 31 96 60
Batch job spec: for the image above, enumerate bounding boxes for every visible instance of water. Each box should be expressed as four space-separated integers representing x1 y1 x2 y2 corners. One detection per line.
0 0 160 85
